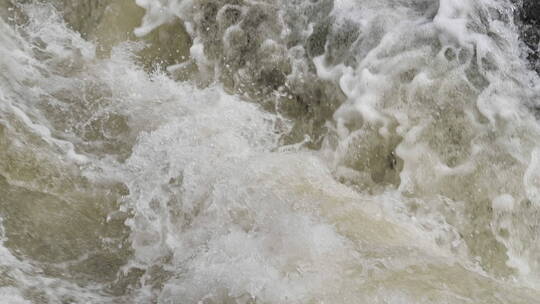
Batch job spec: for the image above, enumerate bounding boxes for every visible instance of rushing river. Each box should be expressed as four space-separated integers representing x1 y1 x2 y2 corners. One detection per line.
1 0 540 303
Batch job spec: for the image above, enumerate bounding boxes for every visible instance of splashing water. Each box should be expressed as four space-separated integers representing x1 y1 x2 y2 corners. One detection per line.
1 0 540 303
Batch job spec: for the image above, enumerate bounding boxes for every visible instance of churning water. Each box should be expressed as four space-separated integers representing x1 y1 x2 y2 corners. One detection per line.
1 0 540 303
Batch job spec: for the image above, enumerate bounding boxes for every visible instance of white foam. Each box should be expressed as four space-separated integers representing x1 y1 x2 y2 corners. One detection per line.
2 0 540 303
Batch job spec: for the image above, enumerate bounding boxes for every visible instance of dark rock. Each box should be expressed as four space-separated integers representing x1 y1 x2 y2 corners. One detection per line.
515 0 540 73
520 0 540 25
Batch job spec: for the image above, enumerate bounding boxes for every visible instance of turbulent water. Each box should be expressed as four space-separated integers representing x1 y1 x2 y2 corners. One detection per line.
1 0 540 303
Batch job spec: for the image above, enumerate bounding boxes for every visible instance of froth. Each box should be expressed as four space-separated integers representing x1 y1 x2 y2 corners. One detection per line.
2 0 540 303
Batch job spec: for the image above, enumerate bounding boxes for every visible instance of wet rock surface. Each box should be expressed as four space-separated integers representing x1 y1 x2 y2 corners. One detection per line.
516 0 540 73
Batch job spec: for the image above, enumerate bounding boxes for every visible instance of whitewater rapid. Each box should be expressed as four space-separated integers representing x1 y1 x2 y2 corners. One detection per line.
1 0 540 303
